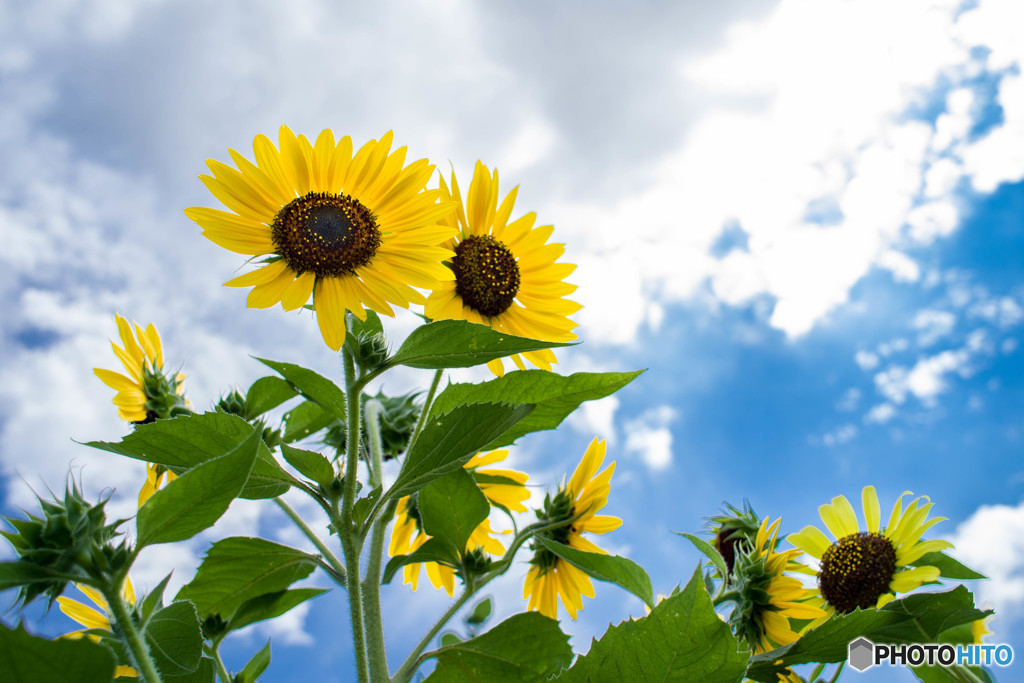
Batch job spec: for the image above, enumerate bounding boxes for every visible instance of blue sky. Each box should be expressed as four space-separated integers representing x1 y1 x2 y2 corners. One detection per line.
2 1 1023 681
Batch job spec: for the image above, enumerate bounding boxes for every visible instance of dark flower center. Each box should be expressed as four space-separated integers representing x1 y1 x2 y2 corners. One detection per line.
452 235 520 317
272 192 381 277
819 532 896 613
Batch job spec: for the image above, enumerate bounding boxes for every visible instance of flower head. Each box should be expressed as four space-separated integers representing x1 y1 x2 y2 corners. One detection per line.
523 438 621 620
788 486 952 614
94 314 187 424
58 578 138 677
388 450 526 595
186 127 458 351
425 162 580 375
729 517 827 653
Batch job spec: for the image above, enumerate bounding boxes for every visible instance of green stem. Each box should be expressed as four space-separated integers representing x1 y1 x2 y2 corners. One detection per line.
207 641 232 683
712 589 741 607
408 369 443 449
364 399 385 490
341 347 370 683
105 582 162 683
274 497 347 586
825 660 844 683
364 498 397 682
392 584 475 683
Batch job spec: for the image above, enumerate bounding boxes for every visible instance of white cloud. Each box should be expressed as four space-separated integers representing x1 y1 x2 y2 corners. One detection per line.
569 396 620 444
623 406 675 471
855 350 880 370
822 423 857 447
864 403 897 425
836 388 861 412
877 250 921 283
913 309 957 347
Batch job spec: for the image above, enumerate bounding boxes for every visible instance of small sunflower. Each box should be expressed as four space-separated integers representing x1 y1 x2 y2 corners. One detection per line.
465 449 530 513
94 314 187 424
523 438 621 620
425 162 581 376
729 517 827 653
388 496 505 596
58 578 138 678
138 464 177 507
788 486 952 615
186 127 457 351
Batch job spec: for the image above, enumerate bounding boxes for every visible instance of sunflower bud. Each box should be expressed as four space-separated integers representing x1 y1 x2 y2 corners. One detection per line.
323 391 421 461
1 484 131 607
457 547 494 584
708 501 762 576
351 330 391 371
216 389 247 417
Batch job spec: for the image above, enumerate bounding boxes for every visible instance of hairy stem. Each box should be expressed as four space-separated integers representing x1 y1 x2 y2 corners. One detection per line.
207 641 232 683
274 497 346 586
364 499 397 682
105 581 162 683
408 369 443 449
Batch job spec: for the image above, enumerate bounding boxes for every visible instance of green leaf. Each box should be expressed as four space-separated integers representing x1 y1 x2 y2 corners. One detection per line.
243 376 298 419
229 588 328 632
675 532 729 579
536 536 654 608
466 598 492 626
874 586 992 643
555 567 748 683
175 537 319 620
0 621 115 682
430 370 643 449
382 538 461 585
256 358 347 420
390 403 533 498
282 400 336 443
425 612 572 682
165 657 216 682
144 601 204 677
136 429 262 547
141 573 174 621
281 444 334 487
353 486 383 529
440 633 462 647
86 411 293 499
746 609 910 681
389 319 575 370
418 470 489 553
236 641 271 683
915 551 987 580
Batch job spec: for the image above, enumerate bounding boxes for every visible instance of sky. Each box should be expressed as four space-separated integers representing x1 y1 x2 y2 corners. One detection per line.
1 0 1023 681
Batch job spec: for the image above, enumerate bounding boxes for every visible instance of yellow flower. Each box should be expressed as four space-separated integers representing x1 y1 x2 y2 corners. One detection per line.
186 127 457 351
788 486 952 615
731 517 827 653
94 314 186 424
523 438 621 620
138 464 178 507
388 450 527 595
58 578 138 678
425 162 581 376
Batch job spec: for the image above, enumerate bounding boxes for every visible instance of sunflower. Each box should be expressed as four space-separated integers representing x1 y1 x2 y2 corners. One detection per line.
424 162 581 376
388 449 529 595
94 314 187 424
788 486 952 615
138 464 177 507
186 127 457 351
729 517 827 653
58 578 138 677
523 438 621 620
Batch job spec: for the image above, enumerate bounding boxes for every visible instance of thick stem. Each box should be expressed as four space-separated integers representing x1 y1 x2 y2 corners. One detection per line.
207 641 232 683
408 369 443 449
392 584 475 683
363 499 397 682
274 497 347 586
105 582 162 683
341 347 370 682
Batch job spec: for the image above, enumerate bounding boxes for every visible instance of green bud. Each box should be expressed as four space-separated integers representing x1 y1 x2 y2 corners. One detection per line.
707 500 762 576
457 547 493 583
216 389 248 418
528 489 574 571
322 391 421 461
351 330 391 370
727 540 776 649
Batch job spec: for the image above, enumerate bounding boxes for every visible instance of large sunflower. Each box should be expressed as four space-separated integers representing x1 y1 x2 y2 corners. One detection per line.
788 486 952 614
523 438 621 620
729 517 827 653
186 127 457 350
389 450 528 595
425 162 581 376
58 578 138 678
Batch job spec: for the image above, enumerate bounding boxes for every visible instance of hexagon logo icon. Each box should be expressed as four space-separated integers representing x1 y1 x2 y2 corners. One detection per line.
849 637 875 672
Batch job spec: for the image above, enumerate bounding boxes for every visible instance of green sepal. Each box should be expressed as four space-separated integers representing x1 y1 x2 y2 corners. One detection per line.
256 358 347 421
0 621 116 682
236 641 271 683
175 537 319 621
382 538 461 585
418 470 490 554
424 612 572 682
554 567 747 683
135 428 262 547
429 370 643 449
534 536 654 609
388 403 533 499
388 319 575 370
